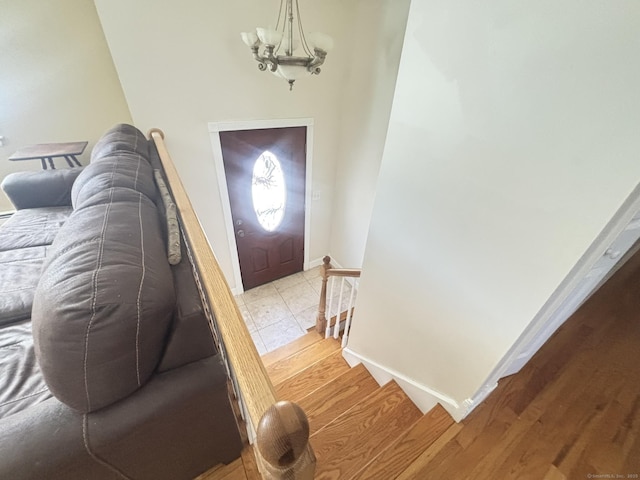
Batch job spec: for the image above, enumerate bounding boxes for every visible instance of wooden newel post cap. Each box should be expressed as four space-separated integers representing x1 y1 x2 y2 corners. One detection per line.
256 401 310 468
322 255 331 267
147 128 165 139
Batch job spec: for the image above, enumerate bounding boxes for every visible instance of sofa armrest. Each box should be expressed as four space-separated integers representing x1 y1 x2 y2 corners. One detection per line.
1 168 83 210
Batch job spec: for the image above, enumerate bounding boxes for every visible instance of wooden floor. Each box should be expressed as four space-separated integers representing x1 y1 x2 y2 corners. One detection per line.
199 246 640 479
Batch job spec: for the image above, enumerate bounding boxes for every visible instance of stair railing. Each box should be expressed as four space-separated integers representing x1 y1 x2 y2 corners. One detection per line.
316 256 361 347
149 129 315 480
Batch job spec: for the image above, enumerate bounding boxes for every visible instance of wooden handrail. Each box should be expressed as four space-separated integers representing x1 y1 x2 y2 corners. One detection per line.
326 268 362 278
149 129 314 479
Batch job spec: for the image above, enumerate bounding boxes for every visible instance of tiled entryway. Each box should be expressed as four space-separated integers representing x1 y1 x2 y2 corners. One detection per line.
235 266 353 355
234 267 323 355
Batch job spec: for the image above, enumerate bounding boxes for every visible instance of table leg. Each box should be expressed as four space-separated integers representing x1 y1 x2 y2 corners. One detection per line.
40 158 47 170
47 157 55 169
63 155 74 167
70 155 82 167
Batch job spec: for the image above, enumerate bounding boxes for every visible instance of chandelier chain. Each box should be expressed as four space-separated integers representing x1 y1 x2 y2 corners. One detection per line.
295 0 314 58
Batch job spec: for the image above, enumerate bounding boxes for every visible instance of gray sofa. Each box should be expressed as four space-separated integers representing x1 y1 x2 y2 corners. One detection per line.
0 124 243 479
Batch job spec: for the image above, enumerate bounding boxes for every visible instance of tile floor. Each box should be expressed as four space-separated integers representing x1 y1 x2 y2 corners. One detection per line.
234 266 353 355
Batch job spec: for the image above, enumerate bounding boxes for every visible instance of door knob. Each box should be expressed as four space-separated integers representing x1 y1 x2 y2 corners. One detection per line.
237 229 245 238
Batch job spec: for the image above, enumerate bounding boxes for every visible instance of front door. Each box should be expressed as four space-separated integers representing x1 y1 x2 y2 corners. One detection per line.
220 127 306 290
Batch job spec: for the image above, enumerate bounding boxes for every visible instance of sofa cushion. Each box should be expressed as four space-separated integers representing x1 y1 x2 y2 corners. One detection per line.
91 123 149 162
71 153 158 210
0 246 49 327
0 206 72 252
32 189 175 413
0 320 52 420
1 168 82 210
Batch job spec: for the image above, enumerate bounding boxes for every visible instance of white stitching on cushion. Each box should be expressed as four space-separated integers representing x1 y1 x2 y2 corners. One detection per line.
83 158 118 411
135 191 146 387
134 155 144 386
132 133 140 191
82 414 132 480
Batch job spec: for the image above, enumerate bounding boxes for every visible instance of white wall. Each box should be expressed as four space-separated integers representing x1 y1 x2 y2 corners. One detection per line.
329 0 411 268
348 0 640 405
0 0 132 212
94 0 359 289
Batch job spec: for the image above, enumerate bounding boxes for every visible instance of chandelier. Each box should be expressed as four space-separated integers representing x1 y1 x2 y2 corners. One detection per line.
241 0 333 90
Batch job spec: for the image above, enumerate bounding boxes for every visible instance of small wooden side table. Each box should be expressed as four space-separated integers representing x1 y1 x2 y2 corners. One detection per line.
9 141 88 170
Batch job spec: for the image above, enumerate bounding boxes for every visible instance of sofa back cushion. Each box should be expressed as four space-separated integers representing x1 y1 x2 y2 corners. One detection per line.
32 155 175 413
72 153 158 210
90 123 149 162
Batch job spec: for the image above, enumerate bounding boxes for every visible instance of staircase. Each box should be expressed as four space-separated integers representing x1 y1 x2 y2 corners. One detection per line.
268 332 454 479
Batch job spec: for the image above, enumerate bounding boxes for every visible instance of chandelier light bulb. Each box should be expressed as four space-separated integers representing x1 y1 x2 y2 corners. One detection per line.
307 32 334 53
241 31 259 48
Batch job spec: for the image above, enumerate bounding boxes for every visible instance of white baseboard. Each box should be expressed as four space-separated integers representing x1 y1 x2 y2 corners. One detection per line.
307 256 327 269
342 347 479 422
461 381 498 421
329 257 344 269
307 255 347 270
308 255 355 270
342 348 497 421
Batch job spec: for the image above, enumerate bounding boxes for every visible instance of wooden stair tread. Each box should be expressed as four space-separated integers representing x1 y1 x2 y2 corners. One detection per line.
275 350 351 402
349 403 455 480
260 331 323 368
193 462 237 480
239 446 261 480
194 446 260 480
394 422 464 480
266 337 341 385
311 381 423 480
296 363 380 435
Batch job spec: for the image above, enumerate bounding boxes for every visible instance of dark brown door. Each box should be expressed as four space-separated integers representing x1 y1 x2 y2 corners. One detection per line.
220 127 306 290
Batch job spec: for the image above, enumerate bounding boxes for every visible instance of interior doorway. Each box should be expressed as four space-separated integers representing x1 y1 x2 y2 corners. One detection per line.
220 127 306 290
208 118 315 295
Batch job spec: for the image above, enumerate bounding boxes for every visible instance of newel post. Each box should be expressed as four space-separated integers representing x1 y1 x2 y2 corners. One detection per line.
255 401 316 480
315 256 332 334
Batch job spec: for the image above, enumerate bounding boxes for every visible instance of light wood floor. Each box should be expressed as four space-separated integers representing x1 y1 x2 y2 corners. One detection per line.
200 246 640 479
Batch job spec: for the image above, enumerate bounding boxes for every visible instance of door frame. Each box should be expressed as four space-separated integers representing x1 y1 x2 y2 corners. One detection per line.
208 118 314 295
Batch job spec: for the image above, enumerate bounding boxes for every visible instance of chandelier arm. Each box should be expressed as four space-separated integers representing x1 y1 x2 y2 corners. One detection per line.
264 45 279 72
306 49 326 74
250 46 269 71
294 0 314 57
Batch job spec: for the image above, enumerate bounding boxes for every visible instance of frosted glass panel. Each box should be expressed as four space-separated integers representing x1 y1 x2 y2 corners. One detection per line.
252 151 286 232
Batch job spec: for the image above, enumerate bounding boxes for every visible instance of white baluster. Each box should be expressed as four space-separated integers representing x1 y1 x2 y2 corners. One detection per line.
334 278 345 339
325 277 335 339
341 279 357 348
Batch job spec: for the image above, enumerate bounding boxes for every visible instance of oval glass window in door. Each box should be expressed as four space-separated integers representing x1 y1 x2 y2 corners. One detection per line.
251 151 286 232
